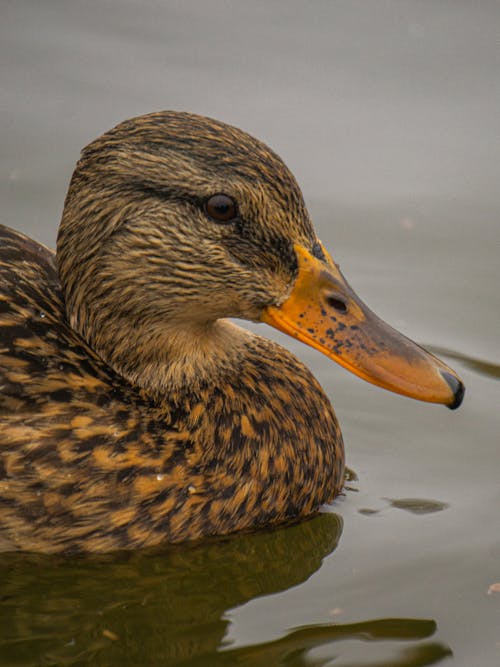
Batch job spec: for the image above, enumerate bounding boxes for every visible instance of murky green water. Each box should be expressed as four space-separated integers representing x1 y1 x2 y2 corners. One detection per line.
1 2 499 666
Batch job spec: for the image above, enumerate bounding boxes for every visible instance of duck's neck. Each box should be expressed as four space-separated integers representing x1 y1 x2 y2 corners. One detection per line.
81 314 251 398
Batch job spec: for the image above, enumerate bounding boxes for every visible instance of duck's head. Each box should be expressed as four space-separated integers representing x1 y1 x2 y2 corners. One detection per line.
57 111 463 407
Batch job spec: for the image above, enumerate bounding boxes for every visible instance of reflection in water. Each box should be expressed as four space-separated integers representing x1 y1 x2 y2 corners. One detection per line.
386 498 449 515
426 345 500 381
218 619 451 667
3 515 339 666
0 513 450 666
359 498 449 517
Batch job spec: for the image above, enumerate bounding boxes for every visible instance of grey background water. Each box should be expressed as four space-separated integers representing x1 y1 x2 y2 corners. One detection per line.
1 1 499 665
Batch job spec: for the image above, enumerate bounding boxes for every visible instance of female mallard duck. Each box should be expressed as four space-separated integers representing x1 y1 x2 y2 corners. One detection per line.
0 112 464 553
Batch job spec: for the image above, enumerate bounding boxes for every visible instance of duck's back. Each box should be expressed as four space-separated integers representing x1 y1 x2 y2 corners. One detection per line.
0 225 115 412
0 225 141 551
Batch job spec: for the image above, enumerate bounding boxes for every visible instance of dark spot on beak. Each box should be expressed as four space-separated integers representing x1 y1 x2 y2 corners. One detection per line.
312 241 326 262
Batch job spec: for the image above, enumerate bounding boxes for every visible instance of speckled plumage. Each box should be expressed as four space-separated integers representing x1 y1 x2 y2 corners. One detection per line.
0 112 344 553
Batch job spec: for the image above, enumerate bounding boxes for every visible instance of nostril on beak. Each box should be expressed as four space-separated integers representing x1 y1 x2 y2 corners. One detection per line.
325 294 348 314
440 371 465 410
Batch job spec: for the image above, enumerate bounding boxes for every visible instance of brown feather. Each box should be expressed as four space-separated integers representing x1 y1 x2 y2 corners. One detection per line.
0 112 343 553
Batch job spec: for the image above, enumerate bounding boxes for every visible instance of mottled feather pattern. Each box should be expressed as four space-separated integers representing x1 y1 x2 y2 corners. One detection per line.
0 227 343 553
0 112 344 553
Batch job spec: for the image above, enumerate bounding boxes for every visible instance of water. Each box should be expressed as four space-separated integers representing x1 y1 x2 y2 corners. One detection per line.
1 2 499 665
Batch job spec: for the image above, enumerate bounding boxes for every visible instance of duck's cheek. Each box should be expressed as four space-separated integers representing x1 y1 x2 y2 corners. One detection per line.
261 243 464 409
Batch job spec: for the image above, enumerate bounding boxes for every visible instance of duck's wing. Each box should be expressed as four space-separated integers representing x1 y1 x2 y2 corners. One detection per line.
0 224 116 414
0 227 179 552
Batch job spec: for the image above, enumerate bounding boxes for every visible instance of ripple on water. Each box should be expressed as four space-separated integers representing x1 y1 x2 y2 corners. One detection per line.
426 345 500 381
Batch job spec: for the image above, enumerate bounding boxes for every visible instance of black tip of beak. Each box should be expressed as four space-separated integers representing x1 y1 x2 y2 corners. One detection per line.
441 371 465 410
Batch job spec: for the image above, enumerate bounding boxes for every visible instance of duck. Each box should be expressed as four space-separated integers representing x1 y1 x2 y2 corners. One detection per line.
0 111 464 553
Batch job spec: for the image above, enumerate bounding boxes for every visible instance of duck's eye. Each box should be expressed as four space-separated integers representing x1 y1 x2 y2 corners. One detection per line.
204 194 238 223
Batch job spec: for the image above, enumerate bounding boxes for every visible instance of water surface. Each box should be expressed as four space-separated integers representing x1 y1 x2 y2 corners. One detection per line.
1 2 499 665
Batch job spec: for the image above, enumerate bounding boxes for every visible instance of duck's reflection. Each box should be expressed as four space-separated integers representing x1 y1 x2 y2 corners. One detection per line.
218 619 451 667
0 513 450 666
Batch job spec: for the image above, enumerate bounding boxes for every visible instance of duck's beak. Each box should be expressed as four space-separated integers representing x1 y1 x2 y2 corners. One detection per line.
261 243 464 409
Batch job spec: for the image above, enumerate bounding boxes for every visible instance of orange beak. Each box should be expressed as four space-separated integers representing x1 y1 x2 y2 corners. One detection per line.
261 244 464 409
